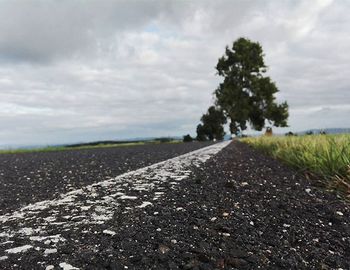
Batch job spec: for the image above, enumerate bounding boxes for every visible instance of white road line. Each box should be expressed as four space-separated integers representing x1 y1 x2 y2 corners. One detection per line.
0 141 230 264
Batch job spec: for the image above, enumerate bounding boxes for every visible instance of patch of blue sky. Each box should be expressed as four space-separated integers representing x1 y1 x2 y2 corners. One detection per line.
144 22 179 39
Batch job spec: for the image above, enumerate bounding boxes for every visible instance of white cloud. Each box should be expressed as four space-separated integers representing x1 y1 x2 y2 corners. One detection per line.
0 0 349 146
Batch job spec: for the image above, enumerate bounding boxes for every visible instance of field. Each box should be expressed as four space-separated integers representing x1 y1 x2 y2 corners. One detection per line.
0 139 181 154
242 134 350 196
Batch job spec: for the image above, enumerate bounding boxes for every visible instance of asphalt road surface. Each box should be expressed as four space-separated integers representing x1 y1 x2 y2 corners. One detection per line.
0 142 213 214
0 141 349 269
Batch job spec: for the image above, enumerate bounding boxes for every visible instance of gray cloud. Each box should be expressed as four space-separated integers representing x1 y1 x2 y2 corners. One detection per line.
0 0 349 146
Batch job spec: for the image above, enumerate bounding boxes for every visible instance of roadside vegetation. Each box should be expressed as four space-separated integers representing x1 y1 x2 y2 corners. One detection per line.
242 134 350 196
0 139 181 154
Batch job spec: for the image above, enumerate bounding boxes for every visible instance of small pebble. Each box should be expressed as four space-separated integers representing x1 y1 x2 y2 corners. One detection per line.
158 244 170 254
44 248 57 255
103 230 116 236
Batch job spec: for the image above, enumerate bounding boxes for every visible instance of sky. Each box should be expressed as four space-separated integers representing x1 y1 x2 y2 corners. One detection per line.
0 0 349 147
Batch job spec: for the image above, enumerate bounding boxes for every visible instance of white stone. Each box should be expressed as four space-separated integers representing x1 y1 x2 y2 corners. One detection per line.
59 262 79 270
103 230 116 236
6 245 33 254
137 201 152 208
44 248 57 255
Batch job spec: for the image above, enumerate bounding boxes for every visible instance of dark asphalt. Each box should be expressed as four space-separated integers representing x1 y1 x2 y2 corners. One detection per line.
0 142 212 214
0 141 349 269
68 140 349 270
60 140 349 270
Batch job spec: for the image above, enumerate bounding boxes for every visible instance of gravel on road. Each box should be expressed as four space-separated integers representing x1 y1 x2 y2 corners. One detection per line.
0 142 212 214
1 141 349 269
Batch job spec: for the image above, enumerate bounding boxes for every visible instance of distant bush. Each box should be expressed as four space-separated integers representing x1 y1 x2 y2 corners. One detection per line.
183 134 193 142
155 137 173 143
285 131 297 136
196 106 226 141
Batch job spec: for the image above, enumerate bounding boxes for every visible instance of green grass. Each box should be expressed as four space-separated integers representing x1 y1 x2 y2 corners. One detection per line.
241 134 350 195
0 140 182 155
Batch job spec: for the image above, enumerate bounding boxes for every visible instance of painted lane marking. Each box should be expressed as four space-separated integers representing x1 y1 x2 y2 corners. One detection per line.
0 141 230 267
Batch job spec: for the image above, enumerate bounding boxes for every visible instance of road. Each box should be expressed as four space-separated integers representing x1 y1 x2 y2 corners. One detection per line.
0 142 213 214
0 141 349 269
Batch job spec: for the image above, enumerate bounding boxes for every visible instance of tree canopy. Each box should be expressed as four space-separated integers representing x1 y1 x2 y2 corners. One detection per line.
183 134 193 142
215 37 288 135
196 106 226 141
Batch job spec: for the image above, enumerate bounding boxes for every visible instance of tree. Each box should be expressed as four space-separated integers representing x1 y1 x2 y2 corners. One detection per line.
196 106 226 141
215 37 289 135
196 124 208 141
183 134 193 142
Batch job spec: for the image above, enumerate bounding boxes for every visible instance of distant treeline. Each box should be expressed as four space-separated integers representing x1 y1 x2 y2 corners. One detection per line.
66 137 177 148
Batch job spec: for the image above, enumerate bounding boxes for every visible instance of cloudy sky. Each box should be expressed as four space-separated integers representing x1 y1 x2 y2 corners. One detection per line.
0 0 349 147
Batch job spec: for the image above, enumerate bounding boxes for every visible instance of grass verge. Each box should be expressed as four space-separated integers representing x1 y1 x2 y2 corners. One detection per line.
0 140 182 155
241 134 350 197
